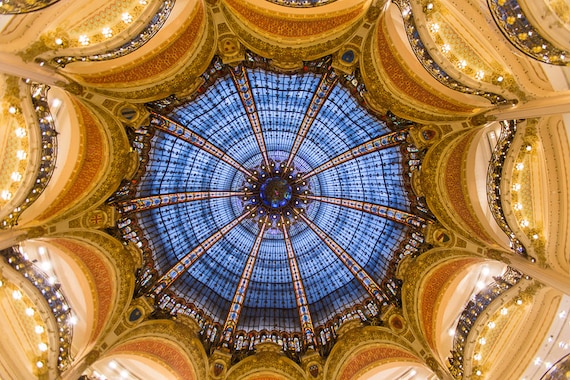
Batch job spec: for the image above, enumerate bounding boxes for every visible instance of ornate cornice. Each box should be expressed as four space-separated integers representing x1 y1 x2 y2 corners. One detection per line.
223 0 364 39
222 3 363 65
225 347 306 380
104 320 208 380
40 101 130 225
79 2 205 86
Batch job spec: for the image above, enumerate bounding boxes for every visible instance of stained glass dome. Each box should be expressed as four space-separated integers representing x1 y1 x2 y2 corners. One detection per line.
114 54 429 357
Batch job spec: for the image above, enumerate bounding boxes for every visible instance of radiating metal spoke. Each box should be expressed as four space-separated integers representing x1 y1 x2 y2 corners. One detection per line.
282 218 316 348
150 112 255 178
299 130 409 181
221 221 268 344
118 191 244 214
299 195 426 229
230 65 271 168
294 209 387 304
151 209 255 294
285 71 338 169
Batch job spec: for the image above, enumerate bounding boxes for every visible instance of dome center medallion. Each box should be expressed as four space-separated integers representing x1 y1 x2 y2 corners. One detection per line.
260 177 292 209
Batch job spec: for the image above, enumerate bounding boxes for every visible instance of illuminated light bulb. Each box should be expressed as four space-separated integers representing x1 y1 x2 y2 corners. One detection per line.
474 353 482 361
479 337 486 345
526 145 532 151
515 162 524 170
497 75 504 82
78 35 90 46
120 370 129 379
448 328 455 337
534 357 542 365
520 219 530 227
139 0 148 4
513 203 522 211
108 361 118 369
501 307 508 315
516 298 523 305
2 190 12 200
532 234 539 240
426 2 434 10
11 172 22 182
441 44 451 54
458 60 467 69
102 27 113 38
40 261 51 271
38 342 48 352
482 266 490 276
12 290 22 300
35 325 44 334
16 150 27 160
55 38 63 45
122 12 133 23
38 247 46 255
8 106 17 114
475 370 482 376
430 23 440 33
26 307 35 316
51 98 62 108
36 361 44 368
513 183 521 191
475 70 485 80
488 321 496 329
15 128 27 138
69 315 78 325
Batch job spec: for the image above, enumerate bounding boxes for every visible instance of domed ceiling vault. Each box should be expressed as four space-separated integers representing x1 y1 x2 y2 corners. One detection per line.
110 53 431 359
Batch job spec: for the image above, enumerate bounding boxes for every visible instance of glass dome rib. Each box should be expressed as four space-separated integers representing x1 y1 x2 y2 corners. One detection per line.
116 54 427 357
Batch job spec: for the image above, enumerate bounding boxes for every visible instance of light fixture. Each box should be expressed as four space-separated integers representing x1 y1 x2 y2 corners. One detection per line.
11 172 22 182
35 325 44 334
488 321 495 329
496 75 504 82
501 307 508 315
474 353 482 361
515 163 524 170
102 27 113 38
108 361 118 370
122 12 133 23
513 202 522 210
36 361 44 368
1 190 12 201
8 106 17 114
12 290 22 300
512 183 521 191
55 37 64 45
16 150 27 160
38 342 48 352
26 307 35 316
441 44 451 53
475 70 485 80
78 35 90 46
15 128 27 138
525 145 532 151
516 298 523 305
532 233 539 240
520 219 529 227
479 337 486 345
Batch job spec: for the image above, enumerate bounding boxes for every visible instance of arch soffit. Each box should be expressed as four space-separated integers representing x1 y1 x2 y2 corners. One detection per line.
43 231 136 347
420 128 501 245
324 326 422 380
399 248 483 351
103 320 209 380
23 99 130 225
221 0 367 41
225 349 305 380
76 1 210 91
